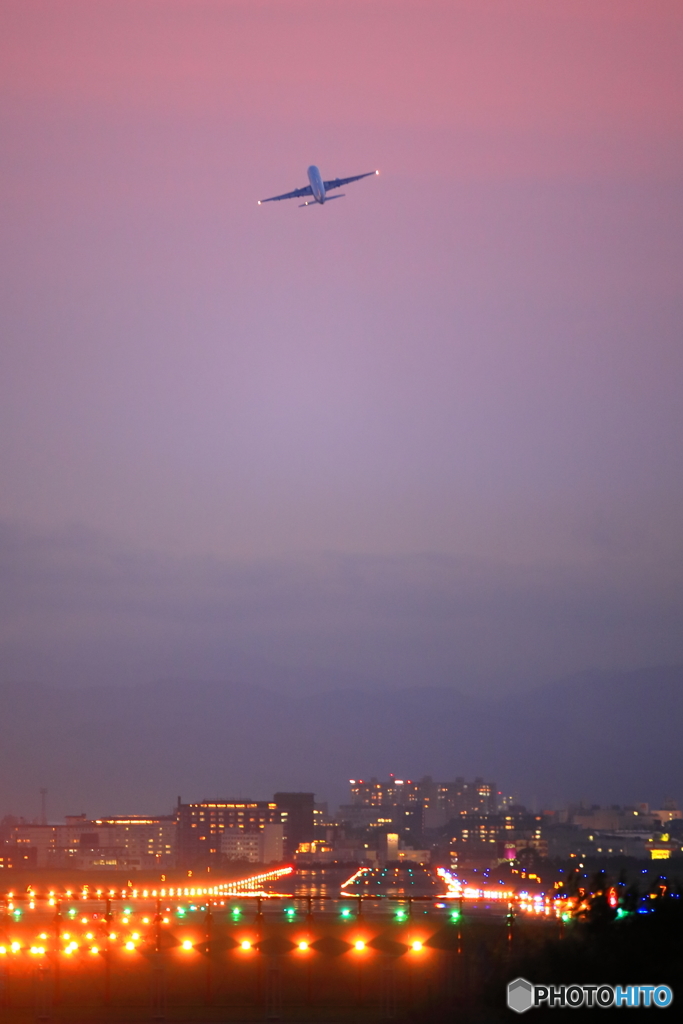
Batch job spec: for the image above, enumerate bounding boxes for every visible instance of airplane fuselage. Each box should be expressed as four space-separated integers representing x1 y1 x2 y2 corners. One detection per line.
258 165 376 206
307 165 326 204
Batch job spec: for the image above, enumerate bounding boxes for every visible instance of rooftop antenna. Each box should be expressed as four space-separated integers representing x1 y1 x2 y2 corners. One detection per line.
40 788 47 826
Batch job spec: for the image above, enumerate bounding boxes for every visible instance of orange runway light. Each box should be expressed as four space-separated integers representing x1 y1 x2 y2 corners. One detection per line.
354 940 365 951
181 940 193 951
297 941 309 951
240 940 252 950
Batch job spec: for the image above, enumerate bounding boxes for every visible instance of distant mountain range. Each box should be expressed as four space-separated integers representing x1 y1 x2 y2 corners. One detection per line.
1 665 681 820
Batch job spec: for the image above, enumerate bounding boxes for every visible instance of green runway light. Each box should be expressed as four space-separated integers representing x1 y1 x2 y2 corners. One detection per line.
177 908 186 917
450 910 461 922
12 909 21 918
341 907 351 918
285 907 296 917
231 907 241 917
395 910 406 921
68 909 77 918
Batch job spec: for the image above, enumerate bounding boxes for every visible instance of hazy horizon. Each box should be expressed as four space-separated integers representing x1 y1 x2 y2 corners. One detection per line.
2 4 682 729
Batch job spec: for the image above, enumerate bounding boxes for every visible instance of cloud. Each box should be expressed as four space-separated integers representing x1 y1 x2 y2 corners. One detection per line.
2 520 681 693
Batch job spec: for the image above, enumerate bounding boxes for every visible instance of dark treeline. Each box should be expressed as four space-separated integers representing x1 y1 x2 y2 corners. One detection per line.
401 878 683 1022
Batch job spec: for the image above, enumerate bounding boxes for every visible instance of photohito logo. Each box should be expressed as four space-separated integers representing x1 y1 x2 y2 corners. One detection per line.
507 978 673 1012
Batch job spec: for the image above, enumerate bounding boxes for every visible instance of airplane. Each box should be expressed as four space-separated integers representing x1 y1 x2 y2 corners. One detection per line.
258 165 378 207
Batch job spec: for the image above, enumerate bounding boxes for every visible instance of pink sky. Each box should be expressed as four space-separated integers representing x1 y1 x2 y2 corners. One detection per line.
1 1 682 691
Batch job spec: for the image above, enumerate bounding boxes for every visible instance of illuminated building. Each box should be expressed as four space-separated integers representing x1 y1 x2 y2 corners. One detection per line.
384 833 399 861
221 833 261 863
336 804 423 836
650 801 682 825
447 813 544 868
222 823 284 864
176 799 280 868
91 816 176 866
348 775 497 825
0 846 36 870
6 815 176 869
293 840 335 865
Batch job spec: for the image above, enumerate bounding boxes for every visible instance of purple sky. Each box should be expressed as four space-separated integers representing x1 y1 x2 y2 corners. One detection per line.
1 1 682 695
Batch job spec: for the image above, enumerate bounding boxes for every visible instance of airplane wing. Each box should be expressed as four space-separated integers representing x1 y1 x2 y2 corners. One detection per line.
323 171 377 191
258 184 313 204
